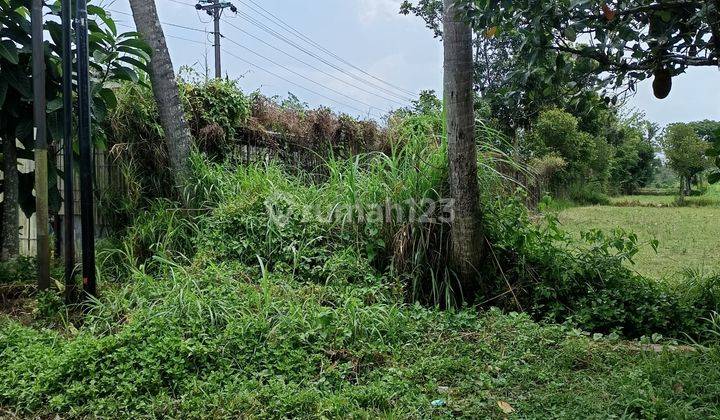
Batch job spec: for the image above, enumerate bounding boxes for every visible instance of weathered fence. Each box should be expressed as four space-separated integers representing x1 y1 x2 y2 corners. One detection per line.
10 128 339 257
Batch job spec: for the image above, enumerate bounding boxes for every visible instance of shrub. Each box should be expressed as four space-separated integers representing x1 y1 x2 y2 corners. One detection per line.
486 202 719 339
567 182 611 205
180 74 251 156
0 256 36 285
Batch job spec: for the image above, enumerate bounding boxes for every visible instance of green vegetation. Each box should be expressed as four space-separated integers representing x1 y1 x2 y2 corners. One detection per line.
2 64 719 419
558 184 720 279
2 148 720 417
661 124 711 197
2 1 720 417
3 282 720 418
559 205 720 280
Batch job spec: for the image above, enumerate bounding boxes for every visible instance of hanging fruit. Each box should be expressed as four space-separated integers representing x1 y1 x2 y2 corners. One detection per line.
652 67 672 99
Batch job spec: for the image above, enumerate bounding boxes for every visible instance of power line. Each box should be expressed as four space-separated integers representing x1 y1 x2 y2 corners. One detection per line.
231 10 415 103
239 0 418 97
166 0 414 101
221 18 406 107
110 9 207 33
221 48 381 118
117 22 206 46
113 21 382 118
221 35 390 114
166 0 195 6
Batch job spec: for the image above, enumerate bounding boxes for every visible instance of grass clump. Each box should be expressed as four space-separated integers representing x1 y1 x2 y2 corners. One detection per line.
2 263 720 418
2 110 720 417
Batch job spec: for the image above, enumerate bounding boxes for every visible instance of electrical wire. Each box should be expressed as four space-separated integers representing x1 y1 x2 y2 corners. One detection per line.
239 0 418 97
110 9 207 33
221 18 406 107
158 0 416 100
221 35 390 114
113 21 383 118
231 10 415 103
221 48 382 118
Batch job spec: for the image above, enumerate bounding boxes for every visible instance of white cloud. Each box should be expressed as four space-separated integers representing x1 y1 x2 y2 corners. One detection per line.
357 0 404 24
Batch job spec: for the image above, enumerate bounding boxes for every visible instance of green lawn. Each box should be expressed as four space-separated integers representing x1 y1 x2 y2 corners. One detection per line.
559 205 720 280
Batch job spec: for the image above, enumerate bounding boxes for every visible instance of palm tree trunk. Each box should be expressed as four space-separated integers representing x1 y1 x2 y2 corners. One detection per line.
129 0 192 192
1 136 19 261
443 0 484 303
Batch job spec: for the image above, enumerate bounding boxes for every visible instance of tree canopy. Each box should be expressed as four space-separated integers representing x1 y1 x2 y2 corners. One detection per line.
661 123 710 194
402 0 719 100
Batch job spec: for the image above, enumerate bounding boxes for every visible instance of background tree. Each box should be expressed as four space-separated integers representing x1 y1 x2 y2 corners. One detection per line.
526 109 597 195
443 0 484 302
129 0 193 192
402 1 615 137
401 1 663 203
685 120 720 184
661 123 709 196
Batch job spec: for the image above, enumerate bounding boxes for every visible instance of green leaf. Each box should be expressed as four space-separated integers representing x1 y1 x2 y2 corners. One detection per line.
564 27 577 42
88 5 117 35
117 55 148 72
18 171 36 218
111 66 139 83
3 65 32 98
0 39 19 64
99 87 117 109
118 37 152 55
0 79 7 108
708 172 720 184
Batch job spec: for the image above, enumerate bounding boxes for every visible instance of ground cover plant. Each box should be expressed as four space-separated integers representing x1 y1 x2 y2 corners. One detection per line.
2 120 720 416
4 0 720 417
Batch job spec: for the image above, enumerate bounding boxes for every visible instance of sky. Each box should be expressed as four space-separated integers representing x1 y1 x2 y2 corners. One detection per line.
110 0 718 127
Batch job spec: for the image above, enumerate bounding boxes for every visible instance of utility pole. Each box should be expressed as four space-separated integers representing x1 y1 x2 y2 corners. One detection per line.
194 0 237 79
32 0 50 291
213 0 221 79
76 0 96 298
62 0 76 303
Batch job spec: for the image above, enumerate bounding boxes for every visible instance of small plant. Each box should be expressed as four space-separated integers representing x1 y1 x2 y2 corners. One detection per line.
0 256 37 285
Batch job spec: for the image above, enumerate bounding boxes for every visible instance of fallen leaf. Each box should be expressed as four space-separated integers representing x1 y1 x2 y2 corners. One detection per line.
485 26 498 38
498 400 515 414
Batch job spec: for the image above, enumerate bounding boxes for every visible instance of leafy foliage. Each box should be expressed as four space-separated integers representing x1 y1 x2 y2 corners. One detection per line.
2 146 720 416
525 108 654 199
686 120 720 184
0 0 148 216
2 100 720 417
179 71 251 156
661 123 710 194
405 0 718 97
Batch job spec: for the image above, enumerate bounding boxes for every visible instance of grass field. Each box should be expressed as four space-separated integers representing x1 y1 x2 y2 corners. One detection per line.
610 194 720 207
559 197 720 280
